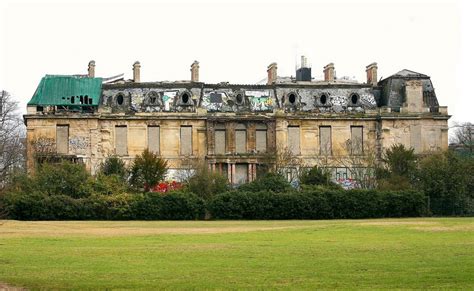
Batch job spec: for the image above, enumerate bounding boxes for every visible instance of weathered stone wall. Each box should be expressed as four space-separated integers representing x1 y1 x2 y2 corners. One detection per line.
100 83 377 115
25 77 449 183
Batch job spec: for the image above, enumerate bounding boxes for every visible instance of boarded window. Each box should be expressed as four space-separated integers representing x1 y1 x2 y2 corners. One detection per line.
115 126 128 156
180 126 192 155
215 129 226 154
256 124 267 153
235 164 248 185
320 126 332 155
148 126 160 154
351 126 363 155
410 124 422 153
235 124 247 153
288 126 300 155
56 125 69 154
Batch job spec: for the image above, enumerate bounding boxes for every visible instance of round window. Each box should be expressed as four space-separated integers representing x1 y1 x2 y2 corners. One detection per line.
236 94 244 104
182 93 190 104
117 94 124 105
320 94 327 105
350 94 358 105
288 93 296 104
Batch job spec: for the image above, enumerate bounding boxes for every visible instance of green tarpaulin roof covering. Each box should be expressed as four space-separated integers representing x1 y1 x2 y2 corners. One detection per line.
28 75 103 106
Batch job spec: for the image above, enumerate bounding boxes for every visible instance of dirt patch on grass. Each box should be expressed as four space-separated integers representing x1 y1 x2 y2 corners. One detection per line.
410 225 474 232
356 221 436 226
0 282 26 291
0 221 312 237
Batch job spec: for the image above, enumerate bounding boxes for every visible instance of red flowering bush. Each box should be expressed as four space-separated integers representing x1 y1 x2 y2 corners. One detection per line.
151 181 183 193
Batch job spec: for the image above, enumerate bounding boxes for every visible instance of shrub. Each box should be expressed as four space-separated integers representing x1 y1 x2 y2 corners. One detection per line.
129 149 168 192
134 191 205 220
208 188 427 220
382 144 417 179
300 166 340 189
417 151 474 216
186 163 229 200
2 190 205 220
92 174 129 196
35 162 92 198
98 156 128 180
238 172 292 193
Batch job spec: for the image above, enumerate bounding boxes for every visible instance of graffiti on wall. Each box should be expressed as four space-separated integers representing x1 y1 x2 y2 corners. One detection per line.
163 91 178 111
246 90 273 111
202 90 232 112
69 136 89 154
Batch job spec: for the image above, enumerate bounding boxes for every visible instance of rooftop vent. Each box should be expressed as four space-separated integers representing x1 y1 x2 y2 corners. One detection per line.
296 55 311 81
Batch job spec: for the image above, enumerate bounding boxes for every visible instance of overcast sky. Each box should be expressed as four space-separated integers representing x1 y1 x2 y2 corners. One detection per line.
0 0 472 125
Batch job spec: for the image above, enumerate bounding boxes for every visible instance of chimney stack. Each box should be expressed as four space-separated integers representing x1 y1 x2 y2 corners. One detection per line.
191 61 200 82
133 61 141 82
366 62 378 86
323 63 335 82
301 56 308 68
267 62 278 85
88 60 95 78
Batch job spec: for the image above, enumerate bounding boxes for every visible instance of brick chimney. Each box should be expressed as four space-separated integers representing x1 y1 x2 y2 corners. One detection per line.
323 63 335 82
133 61 140 83
267 62 277 85
191 61 199 82
366 62 378 86
88 60 95 78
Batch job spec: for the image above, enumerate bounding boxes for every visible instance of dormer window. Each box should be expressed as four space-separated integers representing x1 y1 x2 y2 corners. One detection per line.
350 93 359 106
288 93 297 104
116 94 124 105
320 94 327 105
182 92 190 103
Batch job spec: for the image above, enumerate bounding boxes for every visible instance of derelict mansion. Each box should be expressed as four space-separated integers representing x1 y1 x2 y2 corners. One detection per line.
24 58 449 184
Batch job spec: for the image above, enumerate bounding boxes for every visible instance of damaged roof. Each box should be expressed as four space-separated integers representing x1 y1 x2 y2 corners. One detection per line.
28 75 103 106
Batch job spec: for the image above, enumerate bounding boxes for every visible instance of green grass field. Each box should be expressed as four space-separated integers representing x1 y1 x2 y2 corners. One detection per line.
0 218 473 289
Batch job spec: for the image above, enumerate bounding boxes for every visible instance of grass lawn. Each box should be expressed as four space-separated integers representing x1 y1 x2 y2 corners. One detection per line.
0 218 473 289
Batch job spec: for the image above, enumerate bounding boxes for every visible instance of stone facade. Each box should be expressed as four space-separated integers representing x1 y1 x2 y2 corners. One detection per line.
24 60 449 185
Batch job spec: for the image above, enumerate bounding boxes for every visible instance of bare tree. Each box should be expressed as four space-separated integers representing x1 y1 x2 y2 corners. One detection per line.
332 137 379 189
259 145 307 185
451 122 473 154
0 90 26 190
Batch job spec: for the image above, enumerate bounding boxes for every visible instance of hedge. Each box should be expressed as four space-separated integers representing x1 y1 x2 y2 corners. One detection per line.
208 188 428 219
2 191 205 220
2 188 427 220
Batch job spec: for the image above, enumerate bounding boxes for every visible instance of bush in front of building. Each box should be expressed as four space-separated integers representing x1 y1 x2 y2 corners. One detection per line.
3 190 205 220
237 172 293 193
134 191 205 220
185 163 229 201
208 187 428 220
299 166 339 188
129 149 168 192
416 151 474 216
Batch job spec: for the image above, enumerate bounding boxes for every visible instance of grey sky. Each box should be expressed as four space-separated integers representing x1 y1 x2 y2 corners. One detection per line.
0 0 472 125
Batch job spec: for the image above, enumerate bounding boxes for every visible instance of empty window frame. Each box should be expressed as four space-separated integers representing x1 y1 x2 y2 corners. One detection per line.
147 126 160 154
351 126 363 155
287 126 300 155
115 126 128 156
319 126 332 156
56 125 69 154
235 124 247 153
255 124 267 153
180 126 192 155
